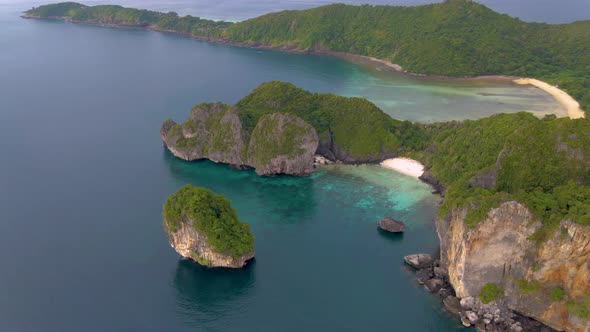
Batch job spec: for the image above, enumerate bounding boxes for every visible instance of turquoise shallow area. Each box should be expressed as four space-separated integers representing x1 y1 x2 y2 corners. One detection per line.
0 1 578 331
158 157 455 332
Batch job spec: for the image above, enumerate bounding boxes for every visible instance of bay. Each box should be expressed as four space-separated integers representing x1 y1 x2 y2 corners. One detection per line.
0 1 583 331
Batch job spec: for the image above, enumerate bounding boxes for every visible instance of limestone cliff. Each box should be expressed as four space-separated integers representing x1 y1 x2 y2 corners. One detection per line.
161 106 319 176
437 201 590 331
247 113 318 176
165 218 254 268
163 185 255 268
160 103 246 167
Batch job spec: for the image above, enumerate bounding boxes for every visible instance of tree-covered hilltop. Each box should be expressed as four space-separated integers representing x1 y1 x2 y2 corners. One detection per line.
419 112 590 238
24 2 231 36
163 185 254 260
235 81 426 162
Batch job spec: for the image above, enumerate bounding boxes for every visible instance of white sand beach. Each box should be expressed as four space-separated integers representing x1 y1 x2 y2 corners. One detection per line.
514 78 585 119
380 158 425 178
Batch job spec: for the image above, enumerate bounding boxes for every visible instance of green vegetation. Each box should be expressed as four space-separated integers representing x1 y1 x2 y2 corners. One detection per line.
247 113 308 166
222 0 590 112
516 279 541 295
163 185 254 258
421 112 590 231
24 2 85 17
236 81 426 160
549 287 566 301
567 296 590 320
479 283 504 304
164 103 243 157
164 82 590 232
27 1 589 111
25 2 231 37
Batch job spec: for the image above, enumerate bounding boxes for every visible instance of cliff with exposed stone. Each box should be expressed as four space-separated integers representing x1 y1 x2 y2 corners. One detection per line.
165 217 254 269
437 201 590 331
160 103 245 166
160 103 318 176
247 113 318 176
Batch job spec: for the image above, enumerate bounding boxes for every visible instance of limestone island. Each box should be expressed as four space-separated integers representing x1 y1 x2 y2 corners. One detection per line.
159 81 421 175
163 185 254 268
161 103 319 176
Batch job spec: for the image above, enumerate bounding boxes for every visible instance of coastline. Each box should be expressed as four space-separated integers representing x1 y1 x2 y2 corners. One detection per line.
21 15 585 119
514 78 585 119
380 158 425 178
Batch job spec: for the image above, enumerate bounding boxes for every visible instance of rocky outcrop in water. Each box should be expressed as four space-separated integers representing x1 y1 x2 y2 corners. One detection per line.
377 217 406 233
406 254 559 332
160 103 245 167
166 219 255 268
436 201 590 331
404 254 434 269
163 185 255 269
247 113 318 176
161 105 318 176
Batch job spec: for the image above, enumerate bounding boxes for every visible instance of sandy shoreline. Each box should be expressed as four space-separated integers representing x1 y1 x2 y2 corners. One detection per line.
514 78 585 119
380 158 424 178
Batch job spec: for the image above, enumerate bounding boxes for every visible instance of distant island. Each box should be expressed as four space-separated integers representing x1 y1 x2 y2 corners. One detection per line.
22 1 589 114
162 81 590 331
163 185 255 268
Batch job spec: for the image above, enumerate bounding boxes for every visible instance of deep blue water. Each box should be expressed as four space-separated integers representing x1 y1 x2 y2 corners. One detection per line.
0 1 585 331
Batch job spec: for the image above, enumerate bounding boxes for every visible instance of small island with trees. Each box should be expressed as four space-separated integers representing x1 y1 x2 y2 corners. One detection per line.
163 185 255 268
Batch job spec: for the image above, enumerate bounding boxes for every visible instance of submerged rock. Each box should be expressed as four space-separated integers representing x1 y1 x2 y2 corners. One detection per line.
424 278 444 292
377 217 406 233
163 185 255 268
404 254 434 269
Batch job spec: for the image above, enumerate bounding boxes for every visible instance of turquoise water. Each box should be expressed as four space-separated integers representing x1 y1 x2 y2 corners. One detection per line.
0 1 581 331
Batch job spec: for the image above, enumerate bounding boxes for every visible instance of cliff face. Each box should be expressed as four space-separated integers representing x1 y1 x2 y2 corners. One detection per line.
160 103 246 167
165 218 255 269
437 201 590 331
162 106 319 176
247 113 318 176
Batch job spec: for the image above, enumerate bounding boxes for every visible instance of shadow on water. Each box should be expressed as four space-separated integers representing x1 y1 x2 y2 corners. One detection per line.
173 258 256 326
162 149 318 224
376 228 405 242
